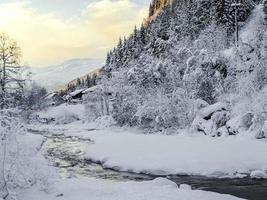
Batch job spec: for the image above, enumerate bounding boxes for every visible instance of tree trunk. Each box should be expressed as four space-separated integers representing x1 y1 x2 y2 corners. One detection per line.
0 137 9 199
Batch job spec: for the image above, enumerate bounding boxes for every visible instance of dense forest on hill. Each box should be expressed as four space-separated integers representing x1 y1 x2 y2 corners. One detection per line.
100 0 267 137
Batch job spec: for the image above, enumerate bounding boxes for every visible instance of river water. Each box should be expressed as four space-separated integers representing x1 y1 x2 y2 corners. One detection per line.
42 136 267 200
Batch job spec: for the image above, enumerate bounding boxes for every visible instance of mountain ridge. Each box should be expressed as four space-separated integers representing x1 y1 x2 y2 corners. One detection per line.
31 58 104 91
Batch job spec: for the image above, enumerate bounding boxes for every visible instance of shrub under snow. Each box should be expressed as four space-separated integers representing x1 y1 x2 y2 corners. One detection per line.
34 104 86 124
0 109 53 199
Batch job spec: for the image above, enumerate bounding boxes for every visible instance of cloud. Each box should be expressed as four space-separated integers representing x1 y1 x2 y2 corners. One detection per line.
0 0 147 67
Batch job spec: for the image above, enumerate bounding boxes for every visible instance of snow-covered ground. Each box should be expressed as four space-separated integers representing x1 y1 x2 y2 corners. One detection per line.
24 102 267 199
84 129 267 178
17 125 244 200
21 177 243 200
29 119 267 179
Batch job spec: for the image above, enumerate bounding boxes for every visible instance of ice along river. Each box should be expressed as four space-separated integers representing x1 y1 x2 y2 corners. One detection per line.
42 136 267 200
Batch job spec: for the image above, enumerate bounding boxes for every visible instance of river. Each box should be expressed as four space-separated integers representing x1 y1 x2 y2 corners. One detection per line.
42 135 267 200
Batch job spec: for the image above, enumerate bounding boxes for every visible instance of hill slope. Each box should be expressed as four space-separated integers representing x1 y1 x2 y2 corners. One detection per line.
31 58 104 91
99 0 267 138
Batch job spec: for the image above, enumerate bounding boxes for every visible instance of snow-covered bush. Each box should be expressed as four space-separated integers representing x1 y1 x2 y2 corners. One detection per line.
34 104 86 124
250 86 267 138
224 83 267 137
83 86 111 122
112 92 140 126
0 109 52 199
134 89 194 130
84 92 103 122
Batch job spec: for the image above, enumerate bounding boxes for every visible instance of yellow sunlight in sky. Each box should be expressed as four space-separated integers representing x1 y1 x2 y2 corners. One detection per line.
0 0 147 67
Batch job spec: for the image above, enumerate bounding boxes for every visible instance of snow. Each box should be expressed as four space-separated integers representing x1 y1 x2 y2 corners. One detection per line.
22 123 246 200
21 177 243 200
179 184 192 190
250 170 267 179
82 85 100 94
36 104 86 124
194 99 209 111
69 88 86 97
198 102 227 119
240 4 266 43
44 92 56 99
82 128 267 178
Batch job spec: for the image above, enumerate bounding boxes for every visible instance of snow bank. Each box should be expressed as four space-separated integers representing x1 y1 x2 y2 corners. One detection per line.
21 178 243 200
250 170 267 179
36 104 86 124
85 129 267 178
198 102 227 119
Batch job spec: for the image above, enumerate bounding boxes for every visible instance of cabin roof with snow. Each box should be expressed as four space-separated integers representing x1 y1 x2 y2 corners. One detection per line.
69 88 86 97
82 85 101 94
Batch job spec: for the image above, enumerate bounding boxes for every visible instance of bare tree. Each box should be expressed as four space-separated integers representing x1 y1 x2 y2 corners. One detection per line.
0 33 23 108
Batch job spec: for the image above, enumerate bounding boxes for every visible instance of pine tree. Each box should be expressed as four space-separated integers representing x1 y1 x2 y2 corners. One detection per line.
264 0 267 17
133 26 138 44
76 78 81 86
106 51 111 65
157 5 171 41
214 0 253 32
140 24 147 45
91 74 97 86
149 3 154 16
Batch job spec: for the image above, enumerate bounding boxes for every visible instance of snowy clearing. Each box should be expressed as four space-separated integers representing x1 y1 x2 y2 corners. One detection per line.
21 177 243 200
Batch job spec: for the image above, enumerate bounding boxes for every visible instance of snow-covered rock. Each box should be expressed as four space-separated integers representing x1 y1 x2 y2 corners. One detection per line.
211 111 230 130
255 121 267 139
191 102 230 136
226 113 254 136
194 99 209 111
199 102 228 119
250 170 267 179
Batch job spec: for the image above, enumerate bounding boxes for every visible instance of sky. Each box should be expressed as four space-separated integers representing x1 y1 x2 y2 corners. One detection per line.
0 0 151 67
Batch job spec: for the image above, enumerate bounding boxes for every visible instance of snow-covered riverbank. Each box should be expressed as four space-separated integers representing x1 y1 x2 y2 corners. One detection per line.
17 129 245 200
84 129 267 178
28 121 267 179
22 177 244 200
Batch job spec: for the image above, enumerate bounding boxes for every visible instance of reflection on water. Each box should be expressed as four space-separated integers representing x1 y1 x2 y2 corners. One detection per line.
43 137 154 181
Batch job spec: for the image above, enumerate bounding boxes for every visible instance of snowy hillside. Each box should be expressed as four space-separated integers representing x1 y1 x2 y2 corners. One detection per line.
31 58 104 91
100 1 267 138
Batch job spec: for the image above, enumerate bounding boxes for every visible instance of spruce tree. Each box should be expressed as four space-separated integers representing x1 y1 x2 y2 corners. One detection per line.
140 24 147 45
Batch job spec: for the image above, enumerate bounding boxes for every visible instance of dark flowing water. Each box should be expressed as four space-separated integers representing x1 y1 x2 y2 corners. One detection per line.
42 136 267 200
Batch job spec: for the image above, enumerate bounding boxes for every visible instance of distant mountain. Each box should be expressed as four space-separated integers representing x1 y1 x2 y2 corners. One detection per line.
31 58 104 91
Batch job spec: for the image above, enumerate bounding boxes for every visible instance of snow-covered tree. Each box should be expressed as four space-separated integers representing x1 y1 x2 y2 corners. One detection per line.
0 33 25 109
98 0 266 135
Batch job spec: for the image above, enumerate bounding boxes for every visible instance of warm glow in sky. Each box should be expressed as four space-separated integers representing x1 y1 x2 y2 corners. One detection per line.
0 0 150 67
